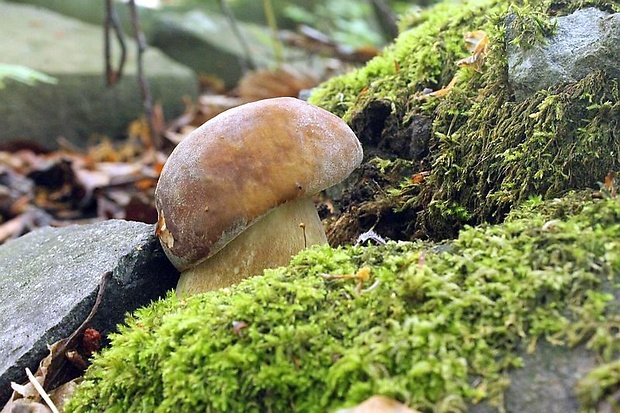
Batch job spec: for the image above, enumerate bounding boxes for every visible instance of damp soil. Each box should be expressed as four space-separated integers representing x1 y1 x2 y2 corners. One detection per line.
319 99 435 246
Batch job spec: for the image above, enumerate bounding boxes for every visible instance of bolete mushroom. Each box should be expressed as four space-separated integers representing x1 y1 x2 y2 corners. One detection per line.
155 97 363 295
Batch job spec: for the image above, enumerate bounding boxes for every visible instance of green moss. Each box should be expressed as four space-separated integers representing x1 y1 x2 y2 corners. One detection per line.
576 359 620 411
310 0 620 241
66 193 620 412
308 0 505 121
505 2 557 50
427 70 620 234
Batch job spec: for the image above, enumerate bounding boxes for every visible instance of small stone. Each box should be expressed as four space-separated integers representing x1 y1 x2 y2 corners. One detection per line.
470 341 598 413
507 8 620 101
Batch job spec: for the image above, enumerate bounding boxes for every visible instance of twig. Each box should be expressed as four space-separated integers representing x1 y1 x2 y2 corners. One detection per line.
104 0 127 85
127 0 160 149
299 222 307 248
26 368 59 413
0 215 24 243
370 0 399 39
361 280 381 294
218 0 256 72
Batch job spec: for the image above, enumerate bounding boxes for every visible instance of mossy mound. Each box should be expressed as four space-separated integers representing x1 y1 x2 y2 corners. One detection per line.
65 192 620 412
310 0 620 243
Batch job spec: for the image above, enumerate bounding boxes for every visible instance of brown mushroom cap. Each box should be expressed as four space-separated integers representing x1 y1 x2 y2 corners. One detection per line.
155 97 362 271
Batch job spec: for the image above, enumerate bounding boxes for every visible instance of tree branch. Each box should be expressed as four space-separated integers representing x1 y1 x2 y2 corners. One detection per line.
104 0 126 85
218 0 256 72
370 0 399 40
127 0 160 149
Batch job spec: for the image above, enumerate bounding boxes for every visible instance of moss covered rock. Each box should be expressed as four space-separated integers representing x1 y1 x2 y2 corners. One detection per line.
64 0 620 411
65 191 620 412
309 0 620 243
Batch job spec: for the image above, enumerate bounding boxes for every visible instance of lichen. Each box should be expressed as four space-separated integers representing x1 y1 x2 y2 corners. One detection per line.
65 192 620 412
309 0 620 243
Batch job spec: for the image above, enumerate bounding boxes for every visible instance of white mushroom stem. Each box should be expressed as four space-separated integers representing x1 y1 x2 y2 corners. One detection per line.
176 197 328 296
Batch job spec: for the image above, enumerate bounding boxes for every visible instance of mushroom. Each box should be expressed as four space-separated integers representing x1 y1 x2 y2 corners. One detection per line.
155 97 363 295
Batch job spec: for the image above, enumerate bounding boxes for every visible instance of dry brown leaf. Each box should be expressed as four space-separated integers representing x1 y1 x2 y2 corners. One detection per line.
0 100 170 245
0 151 31 172
237 65 319 101
194 95 247 126
197 74 227 94
419 29 489 99
127 119 153 150
123 193 158 223
73 168 110 193
411 171 430 184
456 30 489 72
48 379 81 412
1 398 52 413
421 75 459 99
1 274 109 413
604 171 617 197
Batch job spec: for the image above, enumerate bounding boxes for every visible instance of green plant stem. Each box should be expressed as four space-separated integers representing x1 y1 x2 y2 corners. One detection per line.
263 0 283 64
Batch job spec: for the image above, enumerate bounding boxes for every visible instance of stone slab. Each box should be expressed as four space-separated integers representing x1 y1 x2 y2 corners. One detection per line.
0 220 179 405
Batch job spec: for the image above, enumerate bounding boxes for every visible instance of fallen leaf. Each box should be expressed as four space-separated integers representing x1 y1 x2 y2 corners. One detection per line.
411 171 430 184
421 75 459 98
456 30 489 72
419 29 489 99
232 321 249 335
237 65 319 101
594 171 618 199
604 171 617 197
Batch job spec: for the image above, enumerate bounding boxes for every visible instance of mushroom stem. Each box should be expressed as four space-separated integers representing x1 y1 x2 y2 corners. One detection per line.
176 197 327 295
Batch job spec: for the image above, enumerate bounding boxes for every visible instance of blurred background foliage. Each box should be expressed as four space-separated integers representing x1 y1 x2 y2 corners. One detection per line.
135 0 435 48
284 2 385 48
0 64 57 89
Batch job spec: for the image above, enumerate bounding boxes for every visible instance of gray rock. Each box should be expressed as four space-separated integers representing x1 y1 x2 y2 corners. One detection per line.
471 276 620 412
470 342 597 413
0 3 198 148
0 220 179 406
502 343 595 412
507 7 620 101
6 0 303 35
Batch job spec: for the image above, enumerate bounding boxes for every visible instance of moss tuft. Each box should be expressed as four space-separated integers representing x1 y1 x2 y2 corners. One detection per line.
308 0 505 121
425 70 620 237
576 359 620 411
66 193 620 412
